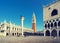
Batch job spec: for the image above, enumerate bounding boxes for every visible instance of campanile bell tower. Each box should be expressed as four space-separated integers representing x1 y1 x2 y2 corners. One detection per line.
32 12 36 33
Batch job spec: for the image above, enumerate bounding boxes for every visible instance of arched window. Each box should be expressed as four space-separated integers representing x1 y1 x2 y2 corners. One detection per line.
12 33 14 36
45 24 47 29
56 19 59 21
51 23 53 28
7 26 10 30
17 33 18 35
54 22 57 28
15 33 16 35
51 9 58 16
12 27 14 30
15 28 16 30
48 23 50 29
6 33 9 36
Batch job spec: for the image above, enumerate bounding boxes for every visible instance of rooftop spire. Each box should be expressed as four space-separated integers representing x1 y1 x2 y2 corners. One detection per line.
32 12 36 17
32 12 36 21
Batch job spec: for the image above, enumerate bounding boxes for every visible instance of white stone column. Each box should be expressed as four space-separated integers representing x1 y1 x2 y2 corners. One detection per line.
4 20 7 36
50 31 51 36
44 23 46 37
53 22 54 29
47 23 48 29
57 21 58 29
51 20 53 29
9 21 12 36
21 16 24 36
44 24 45 29
57 30 59 37
50 23 51 29
50 30 52 37
44 30 46 37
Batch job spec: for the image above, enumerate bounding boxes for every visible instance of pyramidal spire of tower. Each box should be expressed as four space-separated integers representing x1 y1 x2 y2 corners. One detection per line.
32 12 36 23
32 12 36 18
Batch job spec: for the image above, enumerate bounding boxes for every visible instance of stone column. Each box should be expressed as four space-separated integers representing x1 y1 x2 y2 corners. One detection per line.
57 21 58 29
47 23 48 29
57 30 59 37
50 30 52 37
50 23 51 29
4 20 7 36
21 16 24 36
44 24 45 29
44 23 46 37
44 30 45 37
53 22 54 29
9 21 12 36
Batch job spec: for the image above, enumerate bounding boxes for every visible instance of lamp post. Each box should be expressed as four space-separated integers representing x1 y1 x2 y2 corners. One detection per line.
20 16 24 36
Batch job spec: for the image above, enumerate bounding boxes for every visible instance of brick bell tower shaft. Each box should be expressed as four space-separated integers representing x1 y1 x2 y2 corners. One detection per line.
32 12 36 33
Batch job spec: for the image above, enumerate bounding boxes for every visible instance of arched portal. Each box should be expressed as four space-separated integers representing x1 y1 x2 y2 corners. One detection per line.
51 29 57 37
58 21 60 27
59 31 60 36
45 30 50 36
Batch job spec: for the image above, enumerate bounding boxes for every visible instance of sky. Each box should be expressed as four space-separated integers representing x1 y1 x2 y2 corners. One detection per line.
0 0 56 31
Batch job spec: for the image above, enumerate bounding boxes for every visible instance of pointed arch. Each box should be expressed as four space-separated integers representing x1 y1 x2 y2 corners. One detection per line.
45 30 50 36
58 21 60 27
54 22 57 28
51 29 57 37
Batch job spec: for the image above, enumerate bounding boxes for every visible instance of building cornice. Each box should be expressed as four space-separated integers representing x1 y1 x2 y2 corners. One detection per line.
43 0 60 8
